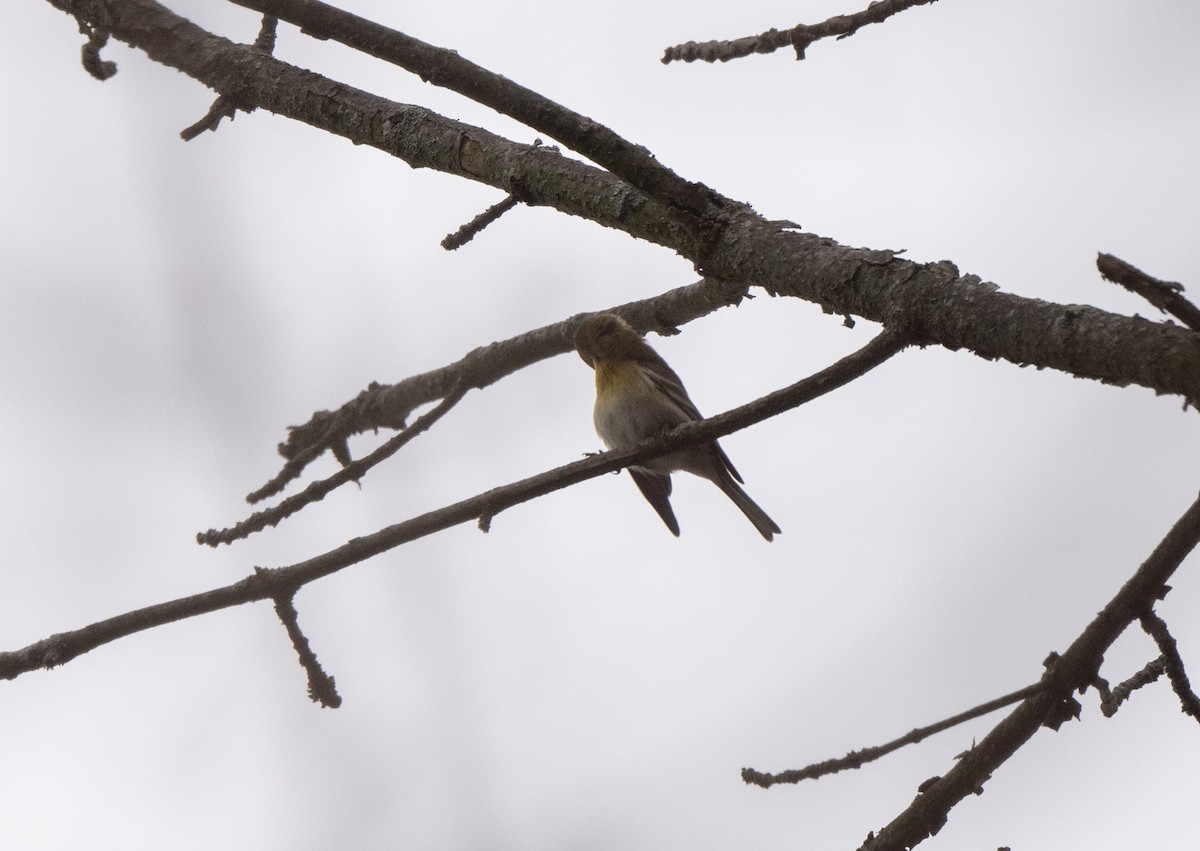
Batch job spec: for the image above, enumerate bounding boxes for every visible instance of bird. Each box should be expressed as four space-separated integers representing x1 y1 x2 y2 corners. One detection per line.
574 312 781 541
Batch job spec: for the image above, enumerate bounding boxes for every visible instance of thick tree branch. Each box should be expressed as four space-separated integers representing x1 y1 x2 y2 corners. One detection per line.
662 0 940 64
859 491 1200 850
179 14 276 139
227 0 721 224
47 0 1200 423
0 331 909 683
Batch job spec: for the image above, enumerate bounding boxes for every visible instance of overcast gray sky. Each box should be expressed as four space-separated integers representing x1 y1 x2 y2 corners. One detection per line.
3 1 1200 848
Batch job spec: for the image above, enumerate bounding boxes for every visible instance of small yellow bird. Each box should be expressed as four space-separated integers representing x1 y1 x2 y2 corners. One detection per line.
574 313 780 541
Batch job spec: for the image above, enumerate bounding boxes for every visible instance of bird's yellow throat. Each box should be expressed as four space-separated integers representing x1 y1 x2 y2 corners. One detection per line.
593 360 648 395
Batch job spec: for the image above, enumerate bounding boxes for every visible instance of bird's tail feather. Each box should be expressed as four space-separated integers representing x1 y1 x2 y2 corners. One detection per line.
717 473 781 542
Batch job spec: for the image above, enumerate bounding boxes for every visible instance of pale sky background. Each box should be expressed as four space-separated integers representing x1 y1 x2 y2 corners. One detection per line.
3 0 1200 848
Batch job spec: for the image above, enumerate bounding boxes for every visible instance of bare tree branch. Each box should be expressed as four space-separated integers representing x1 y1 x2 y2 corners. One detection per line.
228 0 720 225
179 94 238 140
1098 252 1200 332
1096 658 1167 717
270 584 342 708
1139 610 1200 721
743 681 1043 787
858 492 1200 850
662 0 940 65
441 193 522 250
200 385 470 546
0 330 909 684
78 19 117 79
179 15 275 140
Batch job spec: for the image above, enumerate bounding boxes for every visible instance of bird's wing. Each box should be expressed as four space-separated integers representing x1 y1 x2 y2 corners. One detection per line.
639 355 744 484
640 355 703 422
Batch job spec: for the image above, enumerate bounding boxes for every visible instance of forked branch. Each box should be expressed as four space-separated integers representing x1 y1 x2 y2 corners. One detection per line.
199 385 470 546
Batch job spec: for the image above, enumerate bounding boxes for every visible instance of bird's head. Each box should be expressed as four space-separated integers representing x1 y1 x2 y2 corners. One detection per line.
573 313 642 368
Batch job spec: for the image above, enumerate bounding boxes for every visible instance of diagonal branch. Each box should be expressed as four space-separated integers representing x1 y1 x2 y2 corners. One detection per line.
270 586 341 708
1097 252 1200 332
441 193 522 250
199 385 471 546
227 0 720 223
0 330 909 683
743 681 1043 787
1139 610 1200 721
662 0 940 65
1094 658 1167 717
859 491 1200 850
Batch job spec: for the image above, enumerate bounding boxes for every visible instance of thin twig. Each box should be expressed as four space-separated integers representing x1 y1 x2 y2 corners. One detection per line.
442 194 522 250
180 96 237 141
180 16 277 141
743 681 1043 788
662 0 940 65
78 21 117 80
1140 610 1200 721
1097 253 1200 331
269 582 341 708
199 385 470 547
1097 658 1167 717
252 13 278 52
0 331 909 683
